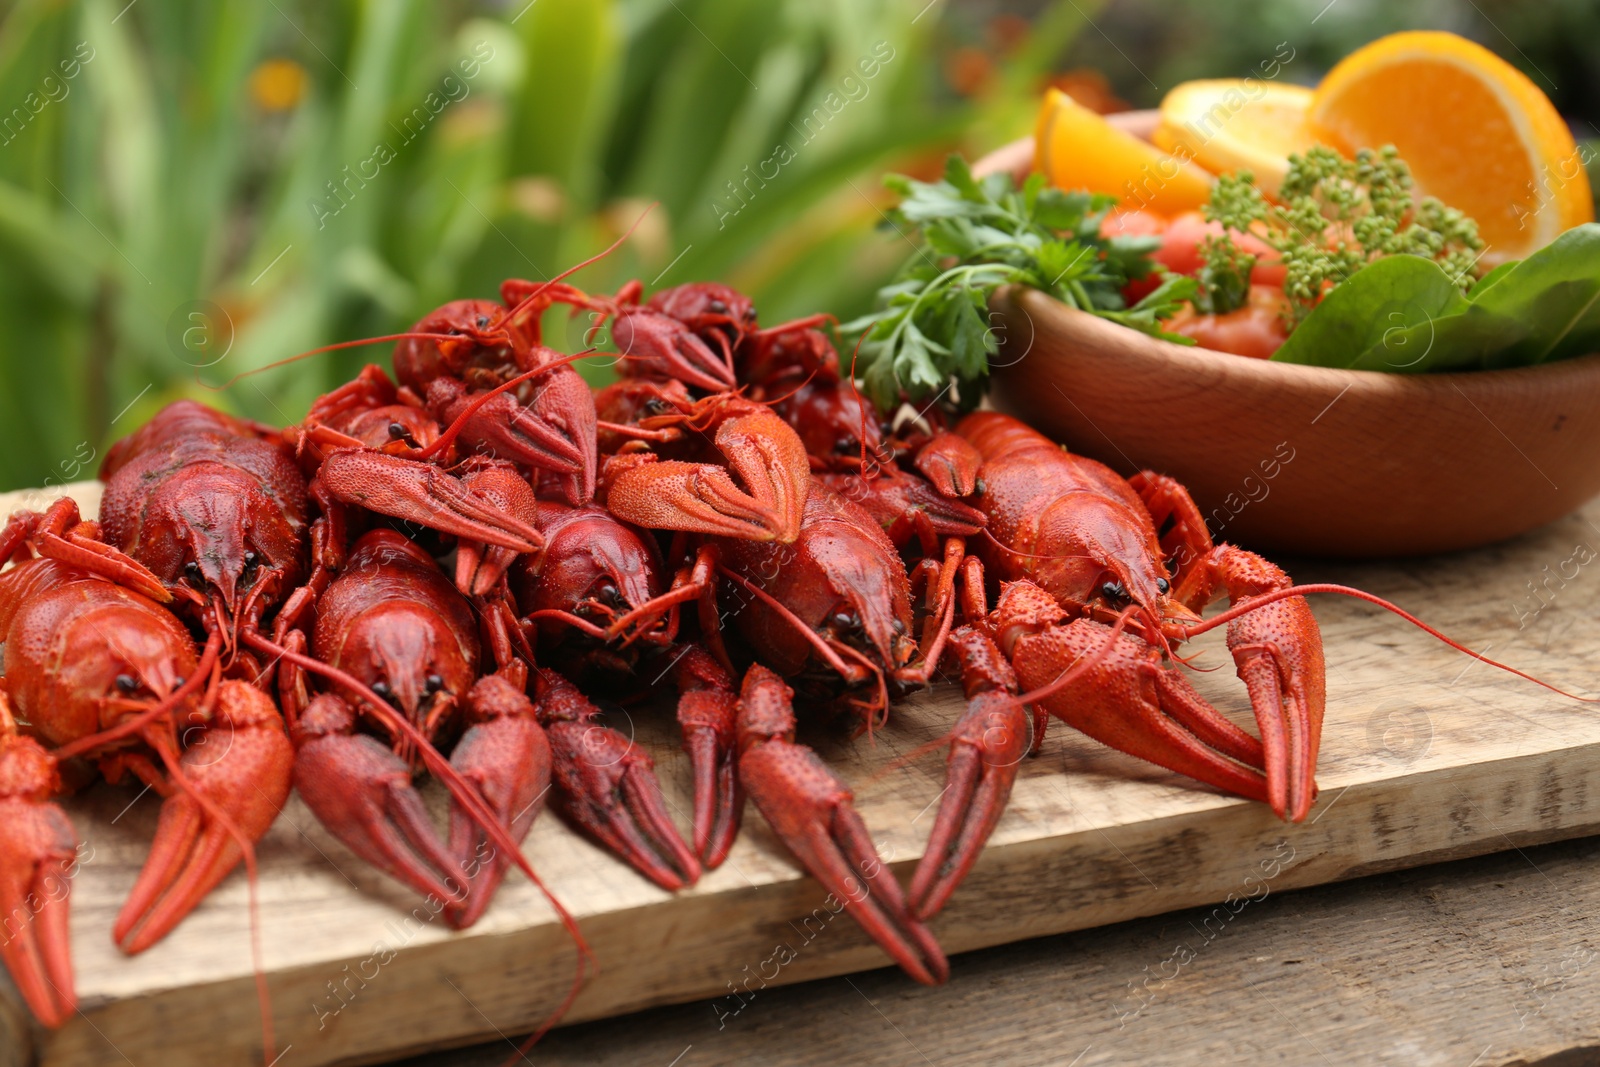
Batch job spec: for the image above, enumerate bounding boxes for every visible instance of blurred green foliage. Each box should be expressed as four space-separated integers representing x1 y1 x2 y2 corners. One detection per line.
3 0 1595 492
0 0 1102 490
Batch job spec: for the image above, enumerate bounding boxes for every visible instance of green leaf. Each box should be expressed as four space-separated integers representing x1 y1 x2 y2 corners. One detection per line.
511 0 620 207
847 153 1164 406
1272 255 1473 370
1467 223 1600 364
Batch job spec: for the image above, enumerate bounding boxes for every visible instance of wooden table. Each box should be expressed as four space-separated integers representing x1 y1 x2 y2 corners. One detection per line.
397 832 1600 1067
5 486 1600 1067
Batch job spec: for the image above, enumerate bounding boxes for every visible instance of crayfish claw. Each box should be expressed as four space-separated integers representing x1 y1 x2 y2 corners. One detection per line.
1008 612 1276 809
537 676 700 891
737 665 948 985
443 674 551 930
0 730 77 1028
317 450 543 554
290 695 463 906
114 682 293 954
672 646 743 869
912 432 984 498
604 402 809 543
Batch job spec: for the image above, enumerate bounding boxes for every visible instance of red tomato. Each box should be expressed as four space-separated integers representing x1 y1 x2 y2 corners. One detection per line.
1153 212 1286 287
1162 285 1289 359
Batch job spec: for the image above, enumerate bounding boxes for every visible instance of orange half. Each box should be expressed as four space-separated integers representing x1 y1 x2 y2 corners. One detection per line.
1308 31 1592 262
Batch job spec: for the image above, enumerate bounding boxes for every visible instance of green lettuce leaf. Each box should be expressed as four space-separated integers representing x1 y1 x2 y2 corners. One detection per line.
1273 223 1600 372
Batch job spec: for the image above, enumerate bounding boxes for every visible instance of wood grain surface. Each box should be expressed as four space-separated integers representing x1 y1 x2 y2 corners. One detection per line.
398 834 1600 1067
3 481 1600 1067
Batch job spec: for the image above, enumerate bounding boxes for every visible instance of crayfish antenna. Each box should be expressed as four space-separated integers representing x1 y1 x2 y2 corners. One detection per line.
1180 583 1600 704
201 332 466 392
500 202 658 330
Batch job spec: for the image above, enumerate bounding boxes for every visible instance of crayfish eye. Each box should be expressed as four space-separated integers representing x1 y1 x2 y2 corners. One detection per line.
707 298 727 315
424 674 444 695
833 438 857 455
830 610 860 632
892 619 906 635
1156 577 1170 594
371 681 391 700
114 674 138 694
184 561 201 582
644 398 670 416
475 314 492 330
1101 581 1127 602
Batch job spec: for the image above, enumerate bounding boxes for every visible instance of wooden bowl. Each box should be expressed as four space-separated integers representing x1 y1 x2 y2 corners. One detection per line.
973 118 1600 557
986 286 1600 557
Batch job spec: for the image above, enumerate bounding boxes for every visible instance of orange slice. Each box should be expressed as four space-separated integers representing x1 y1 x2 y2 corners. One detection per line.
1034 88 1214 216
1154 80 1315 197
1308 31 1592 261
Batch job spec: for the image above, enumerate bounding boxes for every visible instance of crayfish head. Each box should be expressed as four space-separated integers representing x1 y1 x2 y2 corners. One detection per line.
340 607 475 744
770 379 890 474
395 299 518 391
647 282 757 343
519 504 665 638
1027 495 1172 627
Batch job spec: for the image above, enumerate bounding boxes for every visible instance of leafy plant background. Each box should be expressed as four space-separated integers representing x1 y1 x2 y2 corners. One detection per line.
0 0 1593 490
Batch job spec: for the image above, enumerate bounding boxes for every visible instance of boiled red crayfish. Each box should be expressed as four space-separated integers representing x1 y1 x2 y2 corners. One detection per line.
0 499 292 1029
99 400 310 665
277 528 547 926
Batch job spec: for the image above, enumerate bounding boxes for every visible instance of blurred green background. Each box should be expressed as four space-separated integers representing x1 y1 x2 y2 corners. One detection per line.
0 0 1594 490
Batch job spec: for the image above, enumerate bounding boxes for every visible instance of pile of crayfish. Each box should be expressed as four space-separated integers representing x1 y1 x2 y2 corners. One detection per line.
0 252 1569 1051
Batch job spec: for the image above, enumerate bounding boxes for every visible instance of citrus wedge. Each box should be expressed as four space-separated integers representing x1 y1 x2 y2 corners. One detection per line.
1154 80 1315 197
1308 31 1592 261
1034 88 1213 216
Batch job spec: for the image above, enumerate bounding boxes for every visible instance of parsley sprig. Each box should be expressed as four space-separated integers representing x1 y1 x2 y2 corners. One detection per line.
1201 145 1485 325
843 156 1194 410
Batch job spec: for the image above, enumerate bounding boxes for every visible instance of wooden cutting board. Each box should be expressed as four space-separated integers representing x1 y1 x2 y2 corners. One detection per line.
3 481 1600 1067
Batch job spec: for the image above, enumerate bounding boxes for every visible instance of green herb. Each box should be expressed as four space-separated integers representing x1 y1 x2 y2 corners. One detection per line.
1205 145 1485 326
1273 223 1600 372
1193 234 1256 314
843 156 1194 409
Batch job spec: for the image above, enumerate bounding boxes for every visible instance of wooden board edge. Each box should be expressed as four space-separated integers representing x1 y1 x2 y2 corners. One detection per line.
20 733 1600 1067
